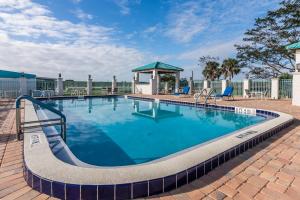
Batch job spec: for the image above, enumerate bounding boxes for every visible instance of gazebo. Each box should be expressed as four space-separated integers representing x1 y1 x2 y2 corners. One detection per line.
132 61 183 95
132 100 183 121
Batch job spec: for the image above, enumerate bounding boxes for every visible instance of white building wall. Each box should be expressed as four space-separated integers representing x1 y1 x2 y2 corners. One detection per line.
292 49 300 106
296 49 300 68
293 73 300 106
135 84 152 95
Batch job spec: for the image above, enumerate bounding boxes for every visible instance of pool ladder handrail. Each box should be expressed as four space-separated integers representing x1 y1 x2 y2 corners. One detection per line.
15 95 66 141
204 89 217 106
194 89 207 106
194 89 217 107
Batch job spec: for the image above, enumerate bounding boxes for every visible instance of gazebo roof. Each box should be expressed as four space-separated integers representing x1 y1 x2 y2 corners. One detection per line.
286 42 300 50
132 62 183 72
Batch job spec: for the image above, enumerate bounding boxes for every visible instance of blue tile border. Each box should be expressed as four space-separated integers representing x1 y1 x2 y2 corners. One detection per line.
23 96 294 199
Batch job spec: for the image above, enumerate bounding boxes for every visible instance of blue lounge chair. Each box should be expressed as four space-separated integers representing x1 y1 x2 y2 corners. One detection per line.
174 86 190 96
216 86 234 100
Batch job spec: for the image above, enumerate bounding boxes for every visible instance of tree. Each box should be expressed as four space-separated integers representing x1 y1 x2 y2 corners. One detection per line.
202 61 222 81
221 58 241 80
160 74 175 86
279 72 293 79
198 56 221 80
244 67 274 79
235 0 300 78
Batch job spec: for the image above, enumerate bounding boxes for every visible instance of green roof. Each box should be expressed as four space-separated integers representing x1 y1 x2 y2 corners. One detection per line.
132 62 183 72
286 42 300 50
0 70 36 79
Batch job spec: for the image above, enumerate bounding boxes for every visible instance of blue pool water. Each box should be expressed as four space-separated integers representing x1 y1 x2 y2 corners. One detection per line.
40 97 266 166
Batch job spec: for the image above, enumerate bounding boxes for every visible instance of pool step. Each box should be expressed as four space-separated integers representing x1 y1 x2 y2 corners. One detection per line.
48 137 65 155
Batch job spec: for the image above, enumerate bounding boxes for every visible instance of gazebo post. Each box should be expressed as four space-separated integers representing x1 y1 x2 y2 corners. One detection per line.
134 72 139 83
175 72 180 93
152 70 158 95
156 73 160 95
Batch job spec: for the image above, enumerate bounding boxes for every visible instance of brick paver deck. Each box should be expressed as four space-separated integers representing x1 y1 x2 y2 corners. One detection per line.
1 96 300 199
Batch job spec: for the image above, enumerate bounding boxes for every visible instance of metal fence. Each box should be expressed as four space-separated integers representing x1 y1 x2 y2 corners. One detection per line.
62 81 132 95
64 80 87 89
36 78 56 90
250 79 272 98
193 80 204 92
211 80 222 94
117 82 132 94
279 79 293 99
0 77 293 98
0 78 20 98
0 78 36 98
229 81 244 96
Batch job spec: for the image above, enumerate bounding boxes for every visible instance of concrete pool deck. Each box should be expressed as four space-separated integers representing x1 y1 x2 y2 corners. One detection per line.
1 97 300 199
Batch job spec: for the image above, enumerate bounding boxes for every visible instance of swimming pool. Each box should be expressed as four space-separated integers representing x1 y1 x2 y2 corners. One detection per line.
38 96 266 167
23 96 293 199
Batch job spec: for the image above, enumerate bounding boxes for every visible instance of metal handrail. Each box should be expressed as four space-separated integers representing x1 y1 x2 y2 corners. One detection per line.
194 89 207 106
204 89 217 106
15 95 66 141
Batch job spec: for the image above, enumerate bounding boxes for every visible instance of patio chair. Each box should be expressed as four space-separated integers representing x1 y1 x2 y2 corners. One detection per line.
216 86 234 100
244 89 252 98
262 89 269 98
174 86 190 96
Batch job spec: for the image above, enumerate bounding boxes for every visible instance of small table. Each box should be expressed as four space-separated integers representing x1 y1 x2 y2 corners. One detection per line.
250 91 264 99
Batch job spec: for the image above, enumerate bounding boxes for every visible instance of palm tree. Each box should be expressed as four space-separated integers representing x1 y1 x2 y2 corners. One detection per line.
221 58 241 80
202 61 221 81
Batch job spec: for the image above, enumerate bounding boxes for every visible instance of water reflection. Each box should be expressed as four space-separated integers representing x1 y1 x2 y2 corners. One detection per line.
58 99 63 112
132 100 183 121
107 97 118 111
88 98 92 113
195 108 263 129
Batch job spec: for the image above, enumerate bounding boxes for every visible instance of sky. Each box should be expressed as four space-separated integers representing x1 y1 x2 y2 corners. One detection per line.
0 0 281 81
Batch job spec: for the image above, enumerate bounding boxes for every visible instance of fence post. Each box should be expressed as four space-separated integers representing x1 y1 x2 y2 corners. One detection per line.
87 75 92 95
203 80 210 89
112 75 117 94
271 78 279 99
56 73 64 96
188 77 194 94
221 80 228 94
243 79 250 98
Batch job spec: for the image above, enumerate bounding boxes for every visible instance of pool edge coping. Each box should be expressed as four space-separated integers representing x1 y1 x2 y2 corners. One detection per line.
22 96 294 199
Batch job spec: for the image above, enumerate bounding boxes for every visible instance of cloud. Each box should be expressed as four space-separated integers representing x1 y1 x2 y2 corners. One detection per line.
0 39 145 80
72 9 93 20
70 0 82 4
164 0 281 44
0 0 146 80
0 1 112 44
113 0 130 15
164 1 206 43
179 38 242 61
140 24 161 40
144 26 157 34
